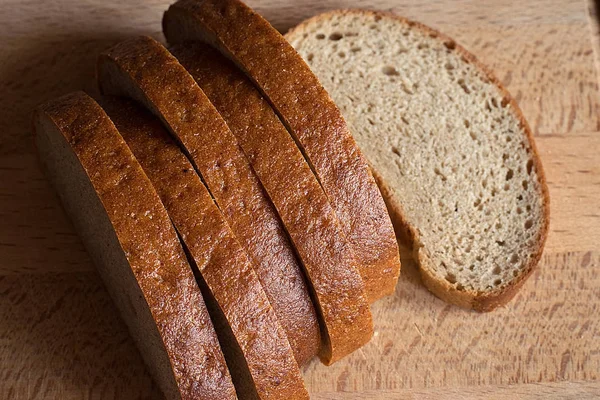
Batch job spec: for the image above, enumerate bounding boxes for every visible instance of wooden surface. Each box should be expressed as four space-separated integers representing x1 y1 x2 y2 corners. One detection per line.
1 0 599 398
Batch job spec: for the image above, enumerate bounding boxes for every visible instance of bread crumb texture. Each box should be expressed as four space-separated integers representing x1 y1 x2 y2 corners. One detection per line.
289 11 546 293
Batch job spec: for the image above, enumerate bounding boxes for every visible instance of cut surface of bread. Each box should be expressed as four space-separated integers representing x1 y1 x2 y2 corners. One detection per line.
171 42 373 364
286 10 550 311
34 92 236 400
97 36 318 370
163 0 401 303
101 96 308 400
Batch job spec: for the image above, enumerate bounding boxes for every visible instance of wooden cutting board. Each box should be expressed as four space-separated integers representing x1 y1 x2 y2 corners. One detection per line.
1 0 599 398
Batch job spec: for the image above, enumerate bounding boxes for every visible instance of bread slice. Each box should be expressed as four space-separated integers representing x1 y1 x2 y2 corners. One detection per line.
286 10 550 311
163 0 401 303
170 42 373 365
33 92 236 400
100 96 308 400
97 37 320 369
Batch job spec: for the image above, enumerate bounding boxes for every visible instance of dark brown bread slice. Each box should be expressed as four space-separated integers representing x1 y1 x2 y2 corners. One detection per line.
97 37 320 368
100 96 308 400
163 0 401 302
33 92 236 400
170 43 373 364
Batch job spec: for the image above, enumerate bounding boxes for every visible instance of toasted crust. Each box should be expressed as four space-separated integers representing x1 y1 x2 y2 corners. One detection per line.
101 96 309 399
287 9 550 312
163 0 401 303
171 42 373 364
34 92 236 399
97 38 308 398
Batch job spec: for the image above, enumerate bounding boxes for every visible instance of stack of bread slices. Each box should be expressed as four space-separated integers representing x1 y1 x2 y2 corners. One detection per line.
34 0 549 399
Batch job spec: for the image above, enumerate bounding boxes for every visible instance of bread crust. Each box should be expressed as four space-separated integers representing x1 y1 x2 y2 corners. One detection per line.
35 92 236 399
163 0 401 303
286 9 550 312
101 96 309 399
97 38 308 398
170 42 373 364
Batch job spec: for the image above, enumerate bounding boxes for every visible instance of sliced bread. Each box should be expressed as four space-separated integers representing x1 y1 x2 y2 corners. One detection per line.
101 96 308 400
97 36 321 367
163 0 401 302
286 10 550 311
170 42 373 364
33 92 236 400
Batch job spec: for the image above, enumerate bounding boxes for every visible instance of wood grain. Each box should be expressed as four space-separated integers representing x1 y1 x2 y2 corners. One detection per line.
0 0 599 398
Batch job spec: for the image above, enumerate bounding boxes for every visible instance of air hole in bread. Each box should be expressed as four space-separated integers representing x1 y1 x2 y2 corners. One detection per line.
493 279 502 286
369 24 378 30
307 53 314 62
456 283 464 291
510 254 519 264
469 131 477 141
524 219 533 229
316 33 325 39
444 40 456 50
496 240 505 246
382 66 399 76
329 32 343 41
458 79 471 94
516 207 523 215
526 159 534 175
391 146 401 156
445 273 457 284
522 180 529 190
503 183 510 191
338 52 346 58
492 266 502 275
505 169 514 180
351 46 361 53
506 136 512 143
464 119 470 128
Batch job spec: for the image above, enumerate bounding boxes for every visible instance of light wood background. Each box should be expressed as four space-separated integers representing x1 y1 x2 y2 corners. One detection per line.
1 0 599 398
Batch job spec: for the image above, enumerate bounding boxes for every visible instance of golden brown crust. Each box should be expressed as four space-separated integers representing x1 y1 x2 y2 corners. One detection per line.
163 0 401 303
171 42 373 364
101 96 308 399
97 35 316 369
35 92 236 399
97 39 308 398
287 9 550 312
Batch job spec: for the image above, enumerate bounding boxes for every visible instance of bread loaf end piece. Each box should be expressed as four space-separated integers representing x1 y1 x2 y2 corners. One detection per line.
34 92 237 399
286 10 550 311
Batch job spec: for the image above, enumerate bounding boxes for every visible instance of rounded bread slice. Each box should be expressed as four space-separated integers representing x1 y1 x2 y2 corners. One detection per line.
101 96 309 399
170 42 373 364
97 35 320 368
33 92 236 400
163 0 401 302
285 10 550 311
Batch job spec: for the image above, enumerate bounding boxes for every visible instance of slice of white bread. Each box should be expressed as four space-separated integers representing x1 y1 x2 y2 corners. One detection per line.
286 10 550 311
101 96 308 400
33 92 237 400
